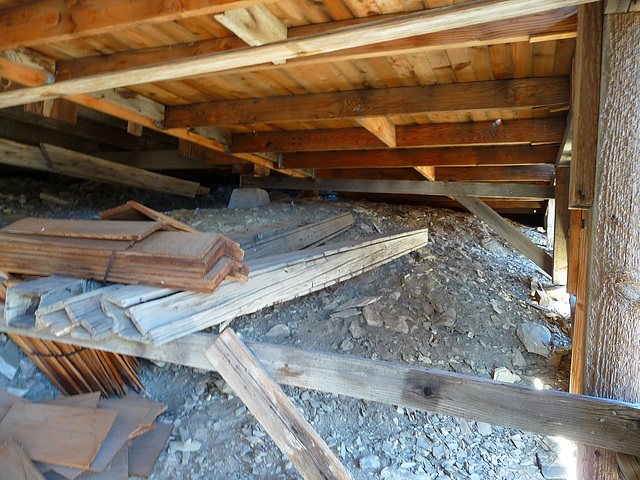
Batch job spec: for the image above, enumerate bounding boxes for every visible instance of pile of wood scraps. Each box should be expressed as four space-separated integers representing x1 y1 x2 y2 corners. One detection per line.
0 389 171 479
0 217 248 293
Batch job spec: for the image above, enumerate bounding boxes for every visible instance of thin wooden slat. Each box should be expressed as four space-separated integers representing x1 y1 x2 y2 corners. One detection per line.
553 166 570 284
0 403 117 469
2 326 640 458
98 201 200 233
454 195 554 275
127 422 173 479
206 329 353 480
0 219 162 242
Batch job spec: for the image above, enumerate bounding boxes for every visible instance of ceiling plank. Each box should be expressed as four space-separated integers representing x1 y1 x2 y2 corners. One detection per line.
165 77 570 128
356 117 397 148
214 5 287 47
232 118 567 152
54 8 578 82
435 165 555 183
241 176 557 199
0 0 276 50
0 0 590 108
282 145 558 169
316 168 427 181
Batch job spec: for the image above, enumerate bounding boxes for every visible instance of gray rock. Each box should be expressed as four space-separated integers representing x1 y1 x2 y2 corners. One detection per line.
340 339 354 351
385 316 409 334
0 340 20 380
516 322 552 357
362 305 383 327
493 367 521 383
477 422 492 436
512 348 527 368
227 188 270 209
434 307 456 327
349 321 365 339
265 324 290 338
358 454 381 471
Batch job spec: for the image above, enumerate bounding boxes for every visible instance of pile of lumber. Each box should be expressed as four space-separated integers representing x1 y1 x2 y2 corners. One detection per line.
10 335 143 398
0 217 248 293
0 389 171 479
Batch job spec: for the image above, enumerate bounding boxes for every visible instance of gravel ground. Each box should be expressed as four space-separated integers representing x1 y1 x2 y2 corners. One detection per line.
0 176 574 480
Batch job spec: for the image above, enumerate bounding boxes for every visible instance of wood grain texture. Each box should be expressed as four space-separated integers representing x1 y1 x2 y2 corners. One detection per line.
578 12 640 479
99 201 200 233
0 438 45 480
214 5 287 47
0 403 117 468
0 0 275 50
552 166 570 284
434 165 554 183
454 195 553 275
164 78 570 128
0 0 586 108
241 176 556 199
206 329 353 480
128 422 173 478
2 324 640 457
569 3 603 208
356 116 397 148
283 146 558 169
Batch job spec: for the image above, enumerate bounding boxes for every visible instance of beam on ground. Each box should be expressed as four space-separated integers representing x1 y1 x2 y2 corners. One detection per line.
0 0 591 108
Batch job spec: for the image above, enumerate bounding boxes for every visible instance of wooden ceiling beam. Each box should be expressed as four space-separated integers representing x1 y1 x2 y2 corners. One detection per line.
435 165 555 183
356 117 397 148
0 0 590 108
0 0 276 50
283 145 558 169
231 118 567 152
54 8 577 82
165 77 570 128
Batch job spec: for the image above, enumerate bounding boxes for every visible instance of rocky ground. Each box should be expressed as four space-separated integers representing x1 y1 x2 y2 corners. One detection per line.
0 175 574 479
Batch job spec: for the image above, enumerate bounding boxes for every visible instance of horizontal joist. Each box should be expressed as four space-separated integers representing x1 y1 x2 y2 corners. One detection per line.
241 176 556 199
165 78 570 128
315 165 555 183
233 118 567 153
1 324 639 457
0 0 275 50
0 0 588 109
55 8 578 81
284 145 558 169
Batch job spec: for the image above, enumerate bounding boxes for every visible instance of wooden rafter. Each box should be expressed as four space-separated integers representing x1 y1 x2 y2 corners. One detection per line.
0 0 590 108
0 0 277 50
282 145 558 169
435 165 555 183
164 78 570 128
52 8 578 81
232 118 567 153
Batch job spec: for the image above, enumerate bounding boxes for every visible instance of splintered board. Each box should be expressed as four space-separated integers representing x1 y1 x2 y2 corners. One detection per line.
0 403 118 468
0 219 162 242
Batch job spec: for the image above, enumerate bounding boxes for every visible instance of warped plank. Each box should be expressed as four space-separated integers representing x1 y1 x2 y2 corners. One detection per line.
232 118 567 152
454 195 553 275
56 9 577 81
0 0 587 108
283 145 558 169
241 176 556 199
0 403 117 469
2 324 640 458
0 139 206 197
0 0 275 50
127 229 429 344
164 78 570 128
206 329 353 480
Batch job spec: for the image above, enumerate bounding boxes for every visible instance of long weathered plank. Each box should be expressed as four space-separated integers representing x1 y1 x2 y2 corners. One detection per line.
0 0 588 108
233 118 567 153
164 78 570 128
0 138 207 197
206 329 353 480
241 176 556 199
454 195 554 276
1 323 639 457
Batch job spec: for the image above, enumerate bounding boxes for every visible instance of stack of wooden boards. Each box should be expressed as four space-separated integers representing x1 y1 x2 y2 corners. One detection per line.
0 217 247 293
0 389 172 479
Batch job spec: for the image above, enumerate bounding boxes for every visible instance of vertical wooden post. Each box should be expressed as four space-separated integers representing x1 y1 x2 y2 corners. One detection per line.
578 9 640 480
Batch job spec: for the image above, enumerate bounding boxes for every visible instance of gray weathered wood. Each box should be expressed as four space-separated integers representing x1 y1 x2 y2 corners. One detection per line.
0 0 596 108
241 176 555 199
206 329 353 480
0 321 639 457
454 196 553 276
